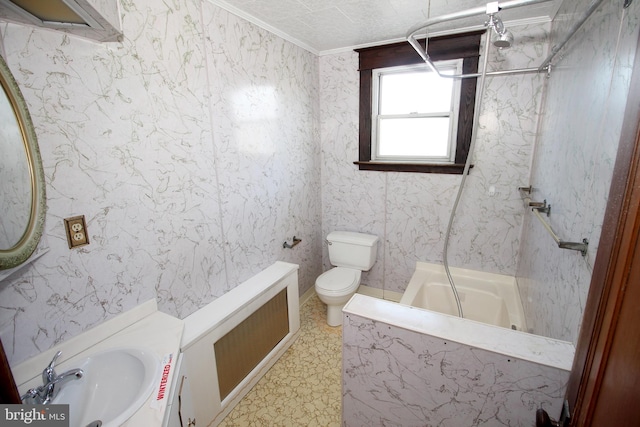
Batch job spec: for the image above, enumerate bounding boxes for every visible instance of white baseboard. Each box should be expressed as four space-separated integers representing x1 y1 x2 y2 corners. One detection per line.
356 285 403 302
300 285 402 306
300 286 316 306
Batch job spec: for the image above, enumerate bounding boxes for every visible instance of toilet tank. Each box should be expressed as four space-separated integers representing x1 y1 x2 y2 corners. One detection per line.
327 231 379 271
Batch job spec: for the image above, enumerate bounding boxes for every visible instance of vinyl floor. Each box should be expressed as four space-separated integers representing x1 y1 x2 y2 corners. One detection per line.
218 294 342 427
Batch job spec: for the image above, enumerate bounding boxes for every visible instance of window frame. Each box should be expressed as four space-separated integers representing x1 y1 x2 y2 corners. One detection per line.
354 31 483 174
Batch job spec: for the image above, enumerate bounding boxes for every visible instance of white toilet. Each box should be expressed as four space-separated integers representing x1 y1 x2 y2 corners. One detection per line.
315 231 379 326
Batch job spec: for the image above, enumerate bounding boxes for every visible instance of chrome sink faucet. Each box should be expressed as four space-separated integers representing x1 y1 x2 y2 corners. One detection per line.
21 351 84 404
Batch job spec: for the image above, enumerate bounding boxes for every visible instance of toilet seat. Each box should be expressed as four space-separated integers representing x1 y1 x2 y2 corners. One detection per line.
315 267 361 295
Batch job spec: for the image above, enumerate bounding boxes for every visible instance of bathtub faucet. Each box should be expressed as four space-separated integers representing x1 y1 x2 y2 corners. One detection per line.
21 351 84 404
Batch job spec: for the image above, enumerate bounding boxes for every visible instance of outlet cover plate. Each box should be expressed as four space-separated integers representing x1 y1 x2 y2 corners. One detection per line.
64 215 89 249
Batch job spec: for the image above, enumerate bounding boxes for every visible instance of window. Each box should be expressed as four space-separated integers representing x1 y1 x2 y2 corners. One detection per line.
372 61 462 163
355 31 482 173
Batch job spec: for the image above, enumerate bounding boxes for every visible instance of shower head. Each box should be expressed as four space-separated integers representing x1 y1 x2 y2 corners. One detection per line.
493 30 513 48
487 14 513 49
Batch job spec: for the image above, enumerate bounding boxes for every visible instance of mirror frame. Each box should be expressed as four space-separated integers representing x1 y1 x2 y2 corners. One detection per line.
0 54 46 270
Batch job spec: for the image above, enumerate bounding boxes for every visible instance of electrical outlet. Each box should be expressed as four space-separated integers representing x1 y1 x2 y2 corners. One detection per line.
64 215 89 249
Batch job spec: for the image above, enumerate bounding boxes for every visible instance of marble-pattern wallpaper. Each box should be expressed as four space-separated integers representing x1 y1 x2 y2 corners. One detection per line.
343 312 569 426
517 0 640 343
319 24 549 294
0 0 321 366
2 0 636 381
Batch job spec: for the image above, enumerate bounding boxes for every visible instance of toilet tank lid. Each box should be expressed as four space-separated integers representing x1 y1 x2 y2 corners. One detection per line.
327 231 379 246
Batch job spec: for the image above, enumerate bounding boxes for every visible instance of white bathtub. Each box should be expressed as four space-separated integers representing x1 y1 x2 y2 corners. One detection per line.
399 262 526 331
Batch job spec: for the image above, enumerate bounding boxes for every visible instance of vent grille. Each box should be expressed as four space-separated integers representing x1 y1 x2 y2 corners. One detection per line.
214 289 289 400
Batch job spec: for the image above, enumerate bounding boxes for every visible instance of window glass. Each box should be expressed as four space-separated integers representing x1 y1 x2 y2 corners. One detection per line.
378 117 450 157
379 70 454 114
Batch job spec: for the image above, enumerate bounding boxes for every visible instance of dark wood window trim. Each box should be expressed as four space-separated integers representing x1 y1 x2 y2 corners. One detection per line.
355 31 483 174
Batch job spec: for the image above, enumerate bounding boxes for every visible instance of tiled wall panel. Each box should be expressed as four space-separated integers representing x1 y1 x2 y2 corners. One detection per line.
0 0 321 365
517 0 640 343
343 310 569 426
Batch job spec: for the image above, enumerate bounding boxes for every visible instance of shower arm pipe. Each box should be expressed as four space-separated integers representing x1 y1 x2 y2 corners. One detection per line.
407 0 552 79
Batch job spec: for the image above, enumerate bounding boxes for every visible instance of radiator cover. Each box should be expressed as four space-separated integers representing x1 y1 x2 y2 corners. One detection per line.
214 289 289 400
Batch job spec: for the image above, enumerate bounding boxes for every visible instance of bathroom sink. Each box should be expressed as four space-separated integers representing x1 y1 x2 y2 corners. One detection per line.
52 347 160 427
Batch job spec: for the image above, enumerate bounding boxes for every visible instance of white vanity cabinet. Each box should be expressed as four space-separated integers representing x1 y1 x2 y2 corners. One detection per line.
163 353 196 427
13 300 185 426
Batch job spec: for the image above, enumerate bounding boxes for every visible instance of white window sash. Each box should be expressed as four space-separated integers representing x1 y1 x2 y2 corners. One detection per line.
371 60 463 164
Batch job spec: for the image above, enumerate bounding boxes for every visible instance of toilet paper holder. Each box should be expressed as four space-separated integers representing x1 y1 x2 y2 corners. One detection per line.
283 236 302 249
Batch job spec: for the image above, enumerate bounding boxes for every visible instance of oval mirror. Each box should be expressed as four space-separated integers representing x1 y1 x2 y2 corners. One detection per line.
0 54 46 270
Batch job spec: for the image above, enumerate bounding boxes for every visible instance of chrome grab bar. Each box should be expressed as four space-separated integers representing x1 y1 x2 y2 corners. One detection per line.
519 187 588 256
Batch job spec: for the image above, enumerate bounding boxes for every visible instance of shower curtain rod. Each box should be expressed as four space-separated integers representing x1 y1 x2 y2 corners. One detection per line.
538 0 608 71
406 0 551 39
406 0 606 79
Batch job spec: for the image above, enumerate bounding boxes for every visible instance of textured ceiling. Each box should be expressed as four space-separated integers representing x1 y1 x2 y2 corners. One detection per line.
208 0 563 54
